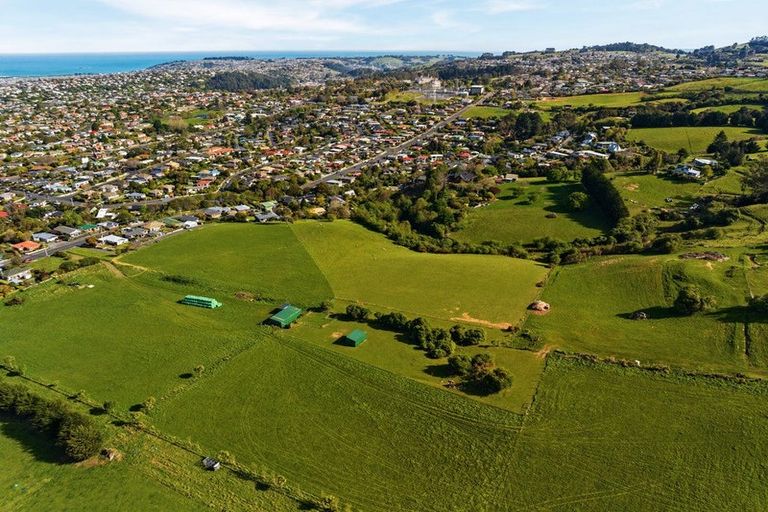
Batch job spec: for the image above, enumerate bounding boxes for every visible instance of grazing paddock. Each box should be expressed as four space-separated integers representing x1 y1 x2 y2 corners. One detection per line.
626 126 765 154
665 77 768 92
153 334 526 512
691 103 766 115
506 355 768 511
612 173 703 214
536 92 647 109
453 179 610 244
460 106 512 119
291 221 548 325
525 254 755 373
0 265 267 407
0 415 207 511
290 313 546 413
121 223 333 307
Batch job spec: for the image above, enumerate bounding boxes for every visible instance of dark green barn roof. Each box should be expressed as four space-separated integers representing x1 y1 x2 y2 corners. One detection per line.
345 329 368 347
269 305 302 328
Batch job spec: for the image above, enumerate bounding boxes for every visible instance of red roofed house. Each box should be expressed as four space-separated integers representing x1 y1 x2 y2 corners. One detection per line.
12 241 41 253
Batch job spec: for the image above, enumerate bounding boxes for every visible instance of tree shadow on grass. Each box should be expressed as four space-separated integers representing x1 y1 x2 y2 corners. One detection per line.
0 416 67 464
708 305 768 324
179 373 194 380
617 306 680 321
424 364 454 379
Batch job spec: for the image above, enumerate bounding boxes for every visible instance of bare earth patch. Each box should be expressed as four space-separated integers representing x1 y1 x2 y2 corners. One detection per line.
624 183 640 192
535 344 555 359
450 312 511 330
330 332 344 339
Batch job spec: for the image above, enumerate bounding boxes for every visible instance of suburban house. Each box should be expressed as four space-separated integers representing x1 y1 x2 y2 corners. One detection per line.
99 234 129 246
693 158 719 169
671 165 702 180
6 268 33 285
32 232 59 244
54 226 83 240
12 241 41 253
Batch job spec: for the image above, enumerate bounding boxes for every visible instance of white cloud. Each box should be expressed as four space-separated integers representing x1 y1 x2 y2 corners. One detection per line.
486 0 544 13
96 0 370 33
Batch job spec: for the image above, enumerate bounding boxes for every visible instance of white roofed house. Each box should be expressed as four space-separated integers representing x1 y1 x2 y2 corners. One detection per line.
5 268 33 285
99 234 129 246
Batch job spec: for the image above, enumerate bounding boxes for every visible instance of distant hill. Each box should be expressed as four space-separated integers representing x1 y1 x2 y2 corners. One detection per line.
582 42 681 54
206 71 292 91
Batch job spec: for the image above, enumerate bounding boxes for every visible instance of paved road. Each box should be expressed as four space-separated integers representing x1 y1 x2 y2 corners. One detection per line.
302 93 491 190
22 236 90 263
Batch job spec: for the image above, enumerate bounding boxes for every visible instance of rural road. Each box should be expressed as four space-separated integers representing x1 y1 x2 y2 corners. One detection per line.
23 236 90 263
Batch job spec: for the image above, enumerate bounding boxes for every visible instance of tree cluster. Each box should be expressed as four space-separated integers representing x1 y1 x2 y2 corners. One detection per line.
447 353 513 394
581 165 630 224
0 379 104 461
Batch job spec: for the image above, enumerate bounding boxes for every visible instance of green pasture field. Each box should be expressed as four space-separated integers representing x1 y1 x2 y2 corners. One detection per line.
691 103 766 114
383 90 443 104
0 416 206 512
525 254 758 374
291 221 548 325
665 77 768 92
153 332 528 512
626 126 765 154
453 178 611 244
290 312 546 413
536 92 646 109
0 265 268 407
507 354 768 511
613 172 703 214
460 106 512 119
121 223 334 308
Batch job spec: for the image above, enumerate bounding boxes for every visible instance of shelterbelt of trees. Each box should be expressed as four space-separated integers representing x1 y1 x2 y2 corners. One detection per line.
0 373 104 462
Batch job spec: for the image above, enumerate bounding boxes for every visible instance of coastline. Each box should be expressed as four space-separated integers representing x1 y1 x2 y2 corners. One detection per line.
0 51 479 79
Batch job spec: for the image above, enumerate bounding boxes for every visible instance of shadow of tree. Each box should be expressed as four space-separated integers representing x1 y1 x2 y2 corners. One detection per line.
0 416 67 464
617 306 680 320
424 364 454 379
708 305 768 324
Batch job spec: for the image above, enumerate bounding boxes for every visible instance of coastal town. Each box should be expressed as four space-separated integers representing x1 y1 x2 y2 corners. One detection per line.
2 46 767 290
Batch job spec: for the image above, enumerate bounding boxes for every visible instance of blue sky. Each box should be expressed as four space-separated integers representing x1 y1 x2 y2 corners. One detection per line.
0 0 766 53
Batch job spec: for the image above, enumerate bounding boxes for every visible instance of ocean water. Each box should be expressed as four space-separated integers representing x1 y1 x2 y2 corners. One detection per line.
0 51 477 78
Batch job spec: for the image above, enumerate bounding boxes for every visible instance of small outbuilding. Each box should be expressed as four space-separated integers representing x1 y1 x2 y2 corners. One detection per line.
343 329 368 348
202 457 221 471
180 295 223 309
268 304 302 328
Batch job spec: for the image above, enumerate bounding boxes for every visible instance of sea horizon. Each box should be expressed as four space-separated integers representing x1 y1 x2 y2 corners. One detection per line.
0 50 481 78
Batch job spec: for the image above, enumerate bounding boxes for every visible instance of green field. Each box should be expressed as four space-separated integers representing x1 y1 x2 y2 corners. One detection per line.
122 224 334 307
613 173 703 214
536 92 646 109
508 354 768 511
525 254 759 373
626 126 765 154
291 221 547 325
691 103 766 115
0 417 207 512
290 312 546 413
666 77 768 93
460 106 512 119
454 179 611 244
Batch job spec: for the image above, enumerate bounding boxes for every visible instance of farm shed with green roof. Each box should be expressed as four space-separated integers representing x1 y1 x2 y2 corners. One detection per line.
268 304 302 328
343 329 368 347
180 295 222 309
